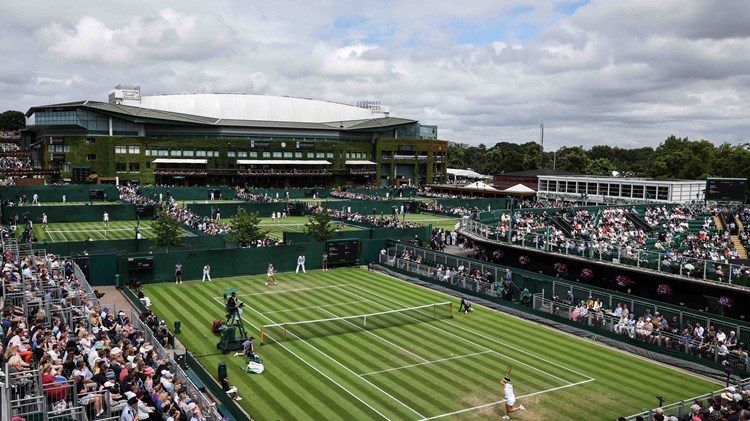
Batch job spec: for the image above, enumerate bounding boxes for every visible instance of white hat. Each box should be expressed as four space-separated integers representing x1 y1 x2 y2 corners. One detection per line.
124 391 136 400
103 381 114 388
187 402 196 411
691 404 701 412
110 347 122 354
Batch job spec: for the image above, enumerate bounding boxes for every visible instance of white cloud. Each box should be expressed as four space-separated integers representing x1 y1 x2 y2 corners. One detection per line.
1 0 749 148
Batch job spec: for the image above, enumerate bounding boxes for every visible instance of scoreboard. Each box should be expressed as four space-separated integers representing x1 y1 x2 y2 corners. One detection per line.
326 239 359 264
705 178 747 202
127 256 154 270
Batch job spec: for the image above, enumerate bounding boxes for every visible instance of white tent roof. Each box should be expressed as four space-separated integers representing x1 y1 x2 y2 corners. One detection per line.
152 158 207 164
462 181 498 191
345 160 377 165
504 183 536 193
236 160 331 165
447 168 488 179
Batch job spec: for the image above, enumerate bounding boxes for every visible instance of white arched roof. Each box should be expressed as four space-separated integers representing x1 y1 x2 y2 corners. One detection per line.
136 94 386 123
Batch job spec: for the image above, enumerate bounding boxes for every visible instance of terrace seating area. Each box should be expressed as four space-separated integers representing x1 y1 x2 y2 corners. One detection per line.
237 168 331 176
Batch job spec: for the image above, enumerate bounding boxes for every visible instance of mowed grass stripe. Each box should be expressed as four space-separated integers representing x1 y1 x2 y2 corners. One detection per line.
165 286 383 421
145 268 719 420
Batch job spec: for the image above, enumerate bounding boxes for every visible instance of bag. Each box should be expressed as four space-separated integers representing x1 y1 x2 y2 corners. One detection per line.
52 399 68 413
211 320 222 333
245 361 265 374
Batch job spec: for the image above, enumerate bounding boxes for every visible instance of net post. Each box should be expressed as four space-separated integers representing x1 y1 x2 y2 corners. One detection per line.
284 323 287 342
450 302 454 318
260 325 265 344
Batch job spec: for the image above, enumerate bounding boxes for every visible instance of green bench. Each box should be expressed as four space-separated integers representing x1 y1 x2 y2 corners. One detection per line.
217 404 240 421
184 369 206 392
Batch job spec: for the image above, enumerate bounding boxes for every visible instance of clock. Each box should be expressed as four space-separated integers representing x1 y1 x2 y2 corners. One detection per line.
281 142 286 148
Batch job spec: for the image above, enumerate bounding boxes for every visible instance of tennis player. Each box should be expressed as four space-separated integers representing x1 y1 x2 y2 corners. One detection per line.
265 263 278 286
501 376 525 419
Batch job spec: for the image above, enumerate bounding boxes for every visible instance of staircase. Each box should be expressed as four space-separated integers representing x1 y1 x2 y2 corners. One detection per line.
625 212 652 232
731 236 747 259
551 216 573 237
713 215 724 231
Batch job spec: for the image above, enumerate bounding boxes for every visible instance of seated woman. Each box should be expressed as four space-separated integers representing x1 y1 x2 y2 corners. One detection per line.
41 363 70 403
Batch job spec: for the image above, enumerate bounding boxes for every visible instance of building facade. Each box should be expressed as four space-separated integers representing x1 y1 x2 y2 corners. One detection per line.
537 175 705 204
23 91 447 187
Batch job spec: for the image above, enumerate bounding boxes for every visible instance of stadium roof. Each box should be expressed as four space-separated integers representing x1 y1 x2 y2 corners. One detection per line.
26 101 416 131
139 93 387 123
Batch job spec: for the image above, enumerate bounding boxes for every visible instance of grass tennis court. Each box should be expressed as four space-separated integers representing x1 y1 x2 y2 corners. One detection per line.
403 213 461 231
28 220 193 242
145 268 718 420
254 216 363 240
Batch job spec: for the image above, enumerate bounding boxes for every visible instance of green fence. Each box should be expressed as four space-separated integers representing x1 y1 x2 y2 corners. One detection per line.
346 187 418 197
435 198 508 210
39 235 226 258
138 186 238 201
0 185 119 203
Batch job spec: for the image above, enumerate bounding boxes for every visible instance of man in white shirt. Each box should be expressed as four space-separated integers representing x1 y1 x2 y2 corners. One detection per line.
296 254 306 273
202 264 212 282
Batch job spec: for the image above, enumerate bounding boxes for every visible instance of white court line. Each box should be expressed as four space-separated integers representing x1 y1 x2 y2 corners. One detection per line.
57 228 68 242
360 350 492 377
337 285 583 385
418 378 596 420
44 228 56 243
245 299 426 419
208 297 392 421
262 299 370 315
345 282 595 381
316 306 429 363
213 284 350 300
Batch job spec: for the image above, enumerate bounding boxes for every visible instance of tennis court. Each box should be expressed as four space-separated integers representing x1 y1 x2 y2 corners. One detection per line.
31 220 194 242
145 268 718 420
253 216 363 240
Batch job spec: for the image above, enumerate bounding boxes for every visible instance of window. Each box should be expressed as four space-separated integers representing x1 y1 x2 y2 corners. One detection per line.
170 150 182 157
158 150 168 156
63 162 71 172
128 146 140 154
115 146 126 154
227 151 236 158
210 150 219 157
145 149 152 156
238 151 247 158
196 150 206 157
248 152 258 158
262 151 270 158
116 163 127 172
346 152 352 158
294 152 303 158
146 162 150 169
86 154 96 160
326 152 334 159
316 152 325 158
272 151 283 158
183 150 194 157
283 152 293 158
129 163 140 173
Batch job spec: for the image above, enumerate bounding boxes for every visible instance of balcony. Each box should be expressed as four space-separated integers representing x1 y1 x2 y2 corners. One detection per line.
238 168 332 176
154 168 207 176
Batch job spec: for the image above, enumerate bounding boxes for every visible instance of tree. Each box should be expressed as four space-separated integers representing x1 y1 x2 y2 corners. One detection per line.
0 110 25 131
304 211 337 242
228 207 267 247
447 144 467 168
152 205 184 248
585 158 616 176
558 146 590 173
476 148 504 175
520 142 543 170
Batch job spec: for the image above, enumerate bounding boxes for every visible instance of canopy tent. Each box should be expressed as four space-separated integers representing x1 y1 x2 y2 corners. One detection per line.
503 183 536 193
345 160 377 165
462 181 498 191
152 158 208 164
447 168 489 179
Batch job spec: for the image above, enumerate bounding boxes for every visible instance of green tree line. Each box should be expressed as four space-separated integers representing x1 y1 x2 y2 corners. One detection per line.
448 135 750 180
0 110 25 131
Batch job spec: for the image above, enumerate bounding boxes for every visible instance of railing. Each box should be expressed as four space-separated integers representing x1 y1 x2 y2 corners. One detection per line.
237 168 332 176
382 243 750 368
615 376 750 421
531 294 750 372
462 219 750 291
154 168 208 176
130 312 223 421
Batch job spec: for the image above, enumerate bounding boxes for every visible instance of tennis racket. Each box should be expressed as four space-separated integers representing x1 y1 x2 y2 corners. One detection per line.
506 364 512 377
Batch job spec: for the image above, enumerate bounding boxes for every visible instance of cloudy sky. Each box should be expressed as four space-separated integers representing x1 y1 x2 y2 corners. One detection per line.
1 0 749 149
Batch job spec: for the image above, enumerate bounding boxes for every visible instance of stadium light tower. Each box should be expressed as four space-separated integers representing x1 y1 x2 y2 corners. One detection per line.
538 122 556 170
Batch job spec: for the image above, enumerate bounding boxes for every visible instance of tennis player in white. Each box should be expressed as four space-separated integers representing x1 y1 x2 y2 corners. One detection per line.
501 376 525 419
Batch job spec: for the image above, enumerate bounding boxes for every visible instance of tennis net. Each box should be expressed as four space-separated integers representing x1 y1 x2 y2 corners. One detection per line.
260 302 453 344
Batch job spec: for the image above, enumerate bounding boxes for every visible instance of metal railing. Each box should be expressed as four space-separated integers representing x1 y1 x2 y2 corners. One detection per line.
383 244 750 371
463 219 750 291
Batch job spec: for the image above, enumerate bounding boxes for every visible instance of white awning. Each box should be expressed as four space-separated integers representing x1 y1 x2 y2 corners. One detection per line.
345 160 377 165
236 160 331 165
463 181 498 191
447 168 489 179
152 158 207 164
504 183 536 193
